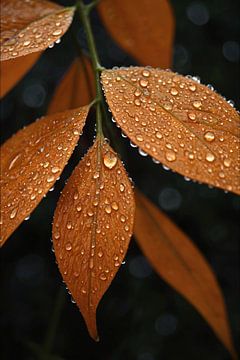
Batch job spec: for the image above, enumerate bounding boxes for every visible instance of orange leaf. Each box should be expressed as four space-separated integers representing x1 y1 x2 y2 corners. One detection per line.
0 0 75 61
0 52 41 98
97 0 174 68
48 56 95 114
101 67 240 194
52 137 135 340
0 107 89 246
134 190 237 359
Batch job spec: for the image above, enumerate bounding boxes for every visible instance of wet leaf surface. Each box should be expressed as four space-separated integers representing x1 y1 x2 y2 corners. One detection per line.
0 0 75 61
102 67 240 194
97 0 174 68
52 137 135 340
0 52 41 98
134 190 237 359
0 107 89 246
48 56 95 114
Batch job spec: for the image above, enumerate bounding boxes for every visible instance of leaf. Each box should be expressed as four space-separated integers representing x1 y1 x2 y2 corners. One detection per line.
0 0 75 61
97 0 174 68
48 56 95 114
0 107 89 246
134 190 237 359
52 137 135 340
101 67 240 194
0 52 41 98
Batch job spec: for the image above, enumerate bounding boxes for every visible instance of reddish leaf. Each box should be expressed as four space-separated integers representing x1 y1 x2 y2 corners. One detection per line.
134 190 237 358
97 0 174 68
48 56 95 114
101 67 240 194
0 0 75 61
0 52 41 98
52 137 135 340
0 107 89 246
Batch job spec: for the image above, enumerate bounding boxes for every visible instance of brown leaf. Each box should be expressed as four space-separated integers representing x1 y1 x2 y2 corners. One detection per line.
0 107 89 246
0 0 75 61
101 67 240 194
97 0 174 68
48 56 95 114
52 137 135 340
0 52 41 98
134 190 237 359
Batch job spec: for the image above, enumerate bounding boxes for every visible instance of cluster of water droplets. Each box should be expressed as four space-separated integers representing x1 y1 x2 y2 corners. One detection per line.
1 5 74 60
101 66 239 193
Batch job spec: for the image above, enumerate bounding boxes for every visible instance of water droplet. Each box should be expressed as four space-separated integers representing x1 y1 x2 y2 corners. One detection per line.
47 175 55 182
189 84 196 92
105 205 112 214
223 159 231 167
67 221 72 229
138 148 148 156
139 79 149 87
136 134 143 142
100 273 107 281
8 153 22 170
10 208 18 219
204 131 215 142
120 215 126 223
23 40 31 47
165 150 176 162
65 242 72 251
87 210 94 217
134 88 141 97
188 112 196 120
170 88 178 96
76 204 82 212
142 69 150 77
103 152 117 169
193 100 202 108
52 29 62 36
52 166 60 173
156 131 162 139
206 153 215 162
120 183 125 192
98 251 103 258
111 202 119 210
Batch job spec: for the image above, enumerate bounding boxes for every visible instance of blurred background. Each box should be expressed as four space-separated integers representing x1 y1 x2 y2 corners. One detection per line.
1 0 239 359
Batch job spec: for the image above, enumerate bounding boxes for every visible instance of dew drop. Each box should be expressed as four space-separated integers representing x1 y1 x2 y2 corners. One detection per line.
193 100 202 108
188 112 196 120
189 84 196 92
136 134 144 142
10 208 18 219
142 69 150 77
120 183 125 192
204 131 215 142
223 158 231 167
120 215 126 223
105 205 112 214
139 79 149 87
170 88 178 96
52 29 62 36
165 150 176 162
103 152 117 169
65 242 72 251
100 273 107 281
23 40 31 47
47 175 55 182
111 202 119 210
52 166 60 174
206 153 215 162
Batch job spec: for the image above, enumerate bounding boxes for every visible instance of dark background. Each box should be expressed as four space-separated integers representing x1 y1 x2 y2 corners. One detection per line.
1 0 240 359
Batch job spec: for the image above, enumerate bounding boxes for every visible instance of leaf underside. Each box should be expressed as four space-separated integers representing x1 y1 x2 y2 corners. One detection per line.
134 190 237 358
0 52 41 98
0 106 89 245
0 0 74 61
101 67 240 194
52 137 135 340
48 56 95 114
97 0 174 68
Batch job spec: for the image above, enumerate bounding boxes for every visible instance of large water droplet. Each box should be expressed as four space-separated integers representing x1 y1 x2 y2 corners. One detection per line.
204 131 215 142
165 150 176 162
103 152 117 169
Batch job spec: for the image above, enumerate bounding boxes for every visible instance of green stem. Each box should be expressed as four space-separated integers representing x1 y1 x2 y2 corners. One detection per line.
41 286 66 360
77 0 105 137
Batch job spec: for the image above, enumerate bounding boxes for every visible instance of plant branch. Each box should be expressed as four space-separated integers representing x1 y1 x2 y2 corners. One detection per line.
77 0 105 137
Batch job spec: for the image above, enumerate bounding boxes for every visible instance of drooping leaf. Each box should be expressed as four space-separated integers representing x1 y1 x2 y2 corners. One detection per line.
134 190 237 359
97 0 174 68
0 0 75 61
0 107 89 246
101 67 240 194
52 137 135 340
0 52 41 98
48 56 95 114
